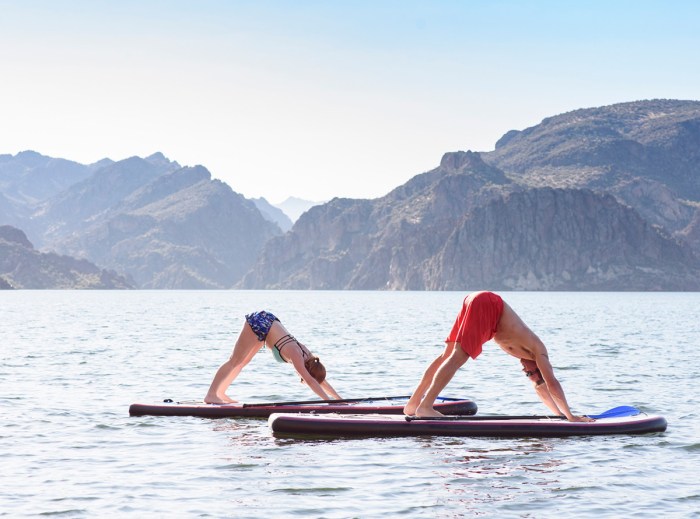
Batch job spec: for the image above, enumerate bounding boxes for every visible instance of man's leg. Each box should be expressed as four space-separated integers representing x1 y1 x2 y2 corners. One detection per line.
404 342 457 415
414 347 470 417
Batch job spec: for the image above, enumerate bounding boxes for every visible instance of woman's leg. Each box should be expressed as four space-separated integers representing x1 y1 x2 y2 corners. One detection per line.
204 323 261 404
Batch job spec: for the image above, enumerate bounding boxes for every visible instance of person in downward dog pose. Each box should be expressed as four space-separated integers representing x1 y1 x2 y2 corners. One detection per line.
404 291 593 421
205 310 342 404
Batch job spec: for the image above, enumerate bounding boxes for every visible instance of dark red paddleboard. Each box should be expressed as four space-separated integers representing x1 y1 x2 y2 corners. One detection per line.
268 407 667 438
128 397 478 418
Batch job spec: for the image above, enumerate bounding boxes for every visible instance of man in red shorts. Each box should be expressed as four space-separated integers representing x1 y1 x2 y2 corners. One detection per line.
404 291 593 422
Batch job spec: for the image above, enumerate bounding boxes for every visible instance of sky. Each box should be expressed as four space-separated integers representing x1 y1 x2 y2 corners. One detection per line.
1 1 699 204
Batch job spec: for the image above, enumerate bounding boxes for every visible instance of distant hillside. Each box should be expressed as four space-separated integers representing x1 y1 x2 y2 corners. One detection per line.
239 100 700 290
0 152 282 288
0 225 132 289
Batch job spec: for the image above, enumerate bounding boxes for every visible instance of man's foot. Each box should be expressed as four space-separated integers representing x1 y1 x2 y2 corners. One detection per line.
414 406 445 418
569 415 595 423
204 394 238 405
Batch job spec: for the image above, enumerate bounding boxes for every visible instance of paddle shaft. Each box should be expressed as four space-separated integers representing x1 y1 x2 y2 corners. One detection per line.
242 395 412 407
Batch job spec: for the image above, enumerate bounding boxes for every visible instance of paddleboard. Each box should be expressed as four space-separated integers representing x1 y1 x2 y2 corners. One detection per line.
268 406 667 438
128 396 478 419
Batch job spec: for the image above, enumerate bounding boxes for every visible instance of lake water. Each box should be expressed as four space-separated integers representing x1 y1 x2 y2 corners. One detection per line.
1 290 699 518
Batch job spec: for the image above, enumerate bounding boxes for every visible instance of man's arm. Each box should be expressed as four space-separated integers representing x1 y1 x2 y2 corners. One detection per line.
532 382 564 416
534 353 593 422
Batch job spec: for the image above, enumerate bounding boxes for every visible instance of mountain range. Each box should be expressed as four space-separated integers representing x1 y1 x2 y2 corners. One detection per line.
1 99 699 290
240 99 700 290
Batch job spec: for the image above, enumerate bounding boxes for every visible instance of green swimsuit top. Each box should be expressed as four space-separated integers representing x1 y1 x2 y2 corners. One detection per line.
271 334 300 364
272 344 287 363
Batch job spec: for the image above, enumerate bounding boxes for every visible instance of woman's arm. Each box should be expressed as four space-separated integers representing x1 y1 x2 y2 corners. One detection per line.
321 380 341 399
288 354 333 400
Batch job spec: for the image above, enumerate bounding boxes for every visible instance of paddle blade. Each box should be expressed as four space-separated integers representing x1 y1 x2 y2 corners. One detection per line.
588 406 640 419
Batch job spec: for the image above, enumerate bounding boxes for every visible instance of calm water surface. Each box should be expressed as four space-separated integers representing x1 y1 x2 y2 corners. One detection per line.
1 291 699 518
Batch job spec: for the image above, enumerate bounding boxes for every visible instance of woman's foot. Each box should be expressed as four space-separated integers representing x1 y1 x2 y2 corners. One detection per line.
204 394 238 405
403 395 422 416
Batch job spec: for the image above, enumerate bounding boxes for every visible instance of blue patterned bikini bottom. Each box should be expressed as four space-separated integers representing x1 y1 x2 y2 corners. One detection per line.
245 310 279 341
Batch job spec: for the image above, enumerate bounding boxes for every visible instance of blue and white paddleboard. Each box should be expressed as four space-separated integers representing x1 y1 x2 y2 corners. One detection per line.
268 406 667 438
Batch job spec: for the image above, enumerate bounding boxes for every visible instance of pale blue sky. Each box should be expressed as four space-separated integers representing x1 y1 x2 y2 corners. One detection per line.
2 1 698 203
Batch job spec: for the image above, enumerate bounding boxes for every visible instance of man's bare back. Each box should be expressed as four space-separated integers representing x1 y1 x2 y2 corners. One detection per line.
492 301 545 361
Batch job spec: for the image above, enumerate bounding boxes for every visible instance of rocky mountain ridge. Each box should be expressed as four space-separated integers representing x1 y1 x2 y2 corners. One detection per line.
2 99 699 290
240 99 700 290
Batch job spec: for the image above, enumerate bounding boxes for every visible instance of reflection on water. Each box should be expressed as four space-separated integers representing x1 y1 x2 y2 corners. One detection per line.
431 442 564 513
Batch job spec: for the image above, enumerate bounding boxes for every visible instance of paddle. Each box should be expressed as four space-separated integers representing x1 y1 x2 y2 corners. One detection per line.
587 405 640 419
242 395 412 407
241 394 462 408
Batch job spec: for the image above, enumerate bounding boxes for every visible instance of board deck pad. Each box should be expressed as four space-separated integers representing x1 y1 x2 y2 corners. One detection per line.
129 396 478 418
268 407 667 438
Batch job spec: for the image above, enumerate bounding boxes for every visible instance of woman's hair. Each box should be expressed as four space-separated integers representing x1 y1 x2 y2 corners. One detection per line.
304 356 327 384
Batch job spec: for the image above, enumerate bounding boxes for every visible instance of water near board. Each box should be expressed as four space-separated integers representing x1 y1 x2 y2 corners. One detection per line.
1 291 698 517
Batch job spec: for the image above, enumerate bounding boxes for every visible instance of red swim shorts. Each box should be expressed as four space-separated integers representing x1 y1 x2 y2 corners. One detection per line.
446 291 504 359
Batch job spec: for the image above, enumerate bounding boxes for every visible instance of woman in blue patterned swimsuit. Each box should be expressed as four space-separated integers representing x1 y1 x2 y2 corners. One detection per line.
204 310 342 404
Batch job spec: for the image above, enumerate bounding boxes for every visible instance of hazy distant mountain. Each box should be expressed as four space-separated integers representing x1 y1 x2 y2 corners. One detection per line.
31 155 179 247
0 150 93 204
0 225 132 289
239 100 700 290
275 196 325 222
0 152 281 289
252 197 293 232
54 167 281 288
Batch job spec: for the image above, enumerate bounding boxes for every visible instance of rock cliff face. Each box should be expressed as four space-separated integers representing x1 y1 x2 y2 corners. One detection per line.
429 188 698 290
240 100 700 290
0 225 132 289
239 152 511 289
